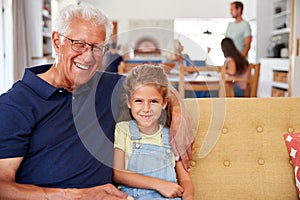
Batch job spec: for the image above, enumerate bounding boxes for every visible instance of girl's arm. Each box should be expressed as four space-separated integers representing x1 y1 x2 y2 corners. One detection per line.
176 160 194 200
113 148 183 198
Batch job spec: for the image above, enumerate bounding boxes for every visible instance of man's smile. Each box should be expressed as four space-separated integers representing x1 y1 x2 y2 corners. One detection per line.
74 62 90 70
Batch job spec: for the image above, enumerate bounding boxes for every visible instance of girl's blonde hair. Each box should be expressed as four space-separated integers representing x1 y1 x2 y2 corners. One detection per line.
124 64 169 101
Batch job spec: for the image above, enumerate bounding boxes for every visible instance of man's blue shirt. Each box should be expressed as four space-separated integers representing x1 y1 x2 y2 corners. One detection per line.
0 64 124 188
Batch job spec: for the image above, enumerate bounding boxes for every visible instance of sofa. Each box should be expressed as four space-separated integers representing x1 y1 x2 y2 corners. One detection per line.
184 97 300 199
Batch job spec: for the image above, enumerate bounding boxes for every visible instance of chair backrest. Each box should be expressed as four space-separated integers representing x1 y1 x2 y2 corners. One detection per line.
117 61 138 74
244 63 261 97
178 65 226 98
160 62 176 74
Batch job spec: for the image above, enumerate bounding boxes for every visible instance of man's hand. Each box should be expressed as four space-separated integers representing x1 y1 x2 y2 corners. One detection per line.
66 184 134 200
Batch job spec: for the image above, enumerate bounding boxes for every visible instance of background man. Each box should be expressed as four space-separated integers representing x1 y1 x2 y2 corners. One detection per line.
225 1 252 57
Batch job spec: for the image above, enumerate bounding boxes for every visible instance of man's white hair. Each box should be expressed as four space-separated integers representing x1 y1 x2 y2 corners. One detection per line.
53 3 113 42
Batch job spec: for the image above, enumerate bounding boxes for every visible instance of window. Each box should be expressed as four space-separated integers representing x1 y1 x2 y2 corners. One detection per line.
174 18 256 65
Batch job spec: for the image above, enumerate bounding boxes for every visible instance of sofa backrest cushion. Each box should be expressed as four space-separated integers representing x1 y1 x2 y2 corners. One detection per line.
183 98 300 200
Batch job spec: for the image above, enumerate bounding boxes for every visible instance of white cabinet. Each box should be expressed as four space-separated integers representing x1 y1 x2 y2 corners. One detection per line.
256 0 294 97
258 58 289 97
255 0 290 59
272 0 291 35
270 0 290 58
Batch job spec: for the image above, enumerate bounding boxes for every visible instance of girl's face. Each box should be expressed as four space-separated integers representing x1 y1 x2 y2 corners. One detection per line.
127 84 167 135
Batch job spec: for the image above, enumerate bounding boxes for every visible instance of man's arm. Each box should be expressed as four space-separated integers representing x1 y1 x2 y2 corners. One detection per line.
242 36 252 57
0 157 131 200
167 85 194 172
175 160 194 200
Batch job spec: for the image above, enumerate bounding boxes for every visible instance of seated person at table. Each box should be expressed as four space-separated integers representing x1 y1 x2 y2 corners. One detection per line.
221 37 248 97
170 40 193 73
113 64 194 200
102 42 123 72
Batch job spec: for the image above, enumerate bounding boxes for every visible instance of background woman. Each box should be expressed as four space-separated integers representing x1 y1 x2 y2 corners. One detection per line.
221 37 249 97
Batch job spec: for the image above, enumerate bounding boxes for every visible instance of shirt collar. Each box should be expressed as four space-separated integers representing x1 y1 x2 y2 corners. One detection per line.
22 64 96 99
22 64 65 99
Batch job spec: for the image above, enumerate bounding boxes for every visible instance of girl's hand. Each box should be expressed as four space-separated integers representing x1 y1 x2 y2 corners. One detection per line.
156 181 184 198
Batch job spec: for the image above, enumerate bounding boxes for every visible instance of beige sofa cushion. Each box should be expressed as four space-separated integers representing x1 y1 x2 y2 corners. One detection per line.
184 98 300 200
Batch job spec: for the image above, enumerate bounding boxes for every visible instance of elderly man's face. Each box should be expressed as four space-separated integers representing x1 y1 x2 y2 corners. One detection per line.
55 18 106 88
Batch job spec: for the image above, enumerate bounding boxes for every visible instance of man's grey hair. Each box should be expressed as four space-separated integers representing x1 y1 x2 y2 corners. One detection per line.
53 3 113 42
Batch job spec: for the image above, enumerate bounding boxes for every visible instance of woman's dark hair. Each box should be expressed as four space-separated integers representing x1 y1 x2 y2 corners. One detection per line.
221 37 248 75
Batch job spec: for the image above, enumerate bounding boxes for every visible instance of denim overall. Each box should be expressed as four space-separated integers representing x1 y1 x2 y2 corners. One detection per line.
121 120 181 200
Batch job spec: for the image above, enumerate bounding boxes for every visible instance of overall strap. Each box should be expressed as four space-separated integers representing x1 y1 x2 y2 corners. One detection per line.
129 120 141 141
162 127 171 147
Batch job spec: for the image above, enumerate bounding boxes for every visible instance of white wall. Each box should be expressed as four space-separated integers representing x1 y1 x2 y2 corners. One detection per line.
256 0 272 60
56 1 257 49
80 0 256 20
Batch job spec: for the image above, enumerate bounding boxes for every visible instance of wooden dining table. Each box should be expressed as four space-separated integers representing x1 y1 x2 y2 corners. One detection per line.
167 71 247 97
168 71 220 82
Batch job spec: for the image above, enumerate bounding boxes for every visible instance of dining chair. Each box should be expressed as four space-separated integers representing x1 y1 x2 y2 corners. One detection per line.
224 63 261 97
244 63 261 97
178 65 226 98
117 61 138 74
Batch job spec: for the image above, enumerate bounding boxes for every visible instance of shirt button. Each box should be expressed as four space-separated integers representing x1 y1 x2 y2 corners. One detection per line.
58 89 63 93
72 96 75 100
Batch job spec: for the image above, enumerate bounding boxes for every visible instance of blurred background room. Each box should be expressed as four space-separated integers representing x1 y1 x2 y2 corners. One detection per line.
0 0 299 97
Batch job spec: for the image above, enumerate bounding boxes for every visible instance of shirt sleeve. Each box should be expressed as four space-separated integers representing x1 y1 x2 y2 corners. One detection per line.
0 103 32 158
243 22 252 37
225 23 232 37
114 122 127 151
